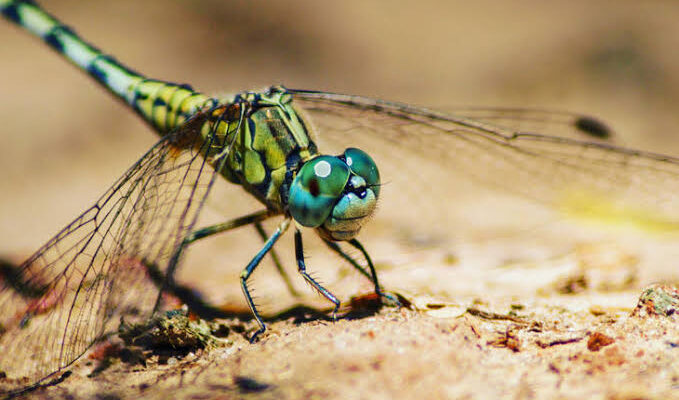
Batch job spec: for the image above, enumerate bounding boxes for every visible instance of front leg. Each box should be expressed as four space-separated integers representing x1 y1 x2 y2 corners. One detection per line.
241 218 291 343
324 238 400 307
254 221 299 297
295 229 341 319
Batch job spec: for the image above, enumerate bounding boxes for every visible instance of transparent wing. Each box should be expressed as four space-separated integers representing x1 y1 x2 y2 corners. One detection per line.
0 107 231 389
291 90 679 249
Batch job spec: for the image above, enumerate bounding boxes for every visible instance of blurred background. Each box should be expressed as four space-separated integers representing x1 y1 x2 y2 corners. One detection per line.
3 1 679 307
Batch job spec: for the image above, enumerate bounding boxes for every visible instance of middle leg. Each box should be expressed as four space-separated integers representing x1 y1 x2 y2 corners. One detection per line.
295 229 341 319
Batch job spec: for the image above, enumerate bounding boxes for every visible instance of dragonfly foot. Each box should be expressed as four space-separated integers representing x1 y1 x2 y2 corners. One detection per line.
248 325 266 343
331 301 341 321
378 290 401 308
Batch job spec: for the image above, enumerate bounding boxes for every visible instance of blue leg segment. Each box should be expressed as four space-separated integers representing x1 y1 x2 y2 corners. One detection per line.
295 229 341 319
241 218 291 342
254 221 299 297
325 238 400 307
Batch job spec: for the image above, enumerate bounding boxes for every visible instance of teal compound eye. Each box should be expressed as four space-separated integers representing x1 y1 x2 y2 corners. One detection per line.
344 148 380 198
289 156 350 227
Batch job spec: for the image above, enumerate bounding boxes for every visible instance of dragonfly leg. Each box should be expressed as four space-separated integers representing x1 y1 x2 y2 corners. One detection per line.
322 240 372 281
153 209 275 313
325 238 400 307
254 221 300 297
241 218 291 343
295 229 341 320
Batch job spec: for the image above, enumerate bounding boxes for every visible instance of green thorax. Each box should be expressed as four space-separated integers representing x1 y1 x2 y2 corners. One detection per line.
211 87 319 211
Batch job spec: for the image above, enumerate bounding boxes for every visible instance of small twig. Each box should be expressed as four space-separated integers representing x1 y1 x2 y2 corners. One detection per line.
466 307 529 324
536 337 583 349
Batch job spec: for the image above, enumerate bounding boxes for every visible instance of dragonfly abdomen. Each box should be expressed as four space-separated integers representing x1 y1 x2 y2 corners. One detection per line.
1 0 215 135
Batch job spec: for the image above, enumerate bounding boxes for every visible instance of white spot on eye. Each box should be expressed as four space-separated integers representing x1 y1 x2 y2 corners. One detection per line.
314 160 332 178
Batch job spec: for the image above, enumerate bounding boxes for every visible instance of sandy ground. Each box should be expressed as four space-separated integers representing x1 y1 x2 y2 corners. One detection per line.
3 1 679 399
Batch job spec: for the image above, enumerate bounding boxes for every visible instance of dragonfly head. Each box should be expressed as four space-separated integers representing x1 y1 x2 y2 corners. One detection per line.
289 148 380 241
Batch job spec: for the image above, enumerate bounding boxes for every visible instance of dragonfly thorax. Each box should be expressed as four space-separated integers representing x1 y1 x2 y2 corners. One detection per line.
289 148 381 241
219 87 318 211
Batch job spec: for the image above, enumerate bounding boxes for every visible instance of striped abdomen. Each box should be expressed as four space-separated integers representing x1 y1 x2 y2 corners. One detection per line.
0 0 216 134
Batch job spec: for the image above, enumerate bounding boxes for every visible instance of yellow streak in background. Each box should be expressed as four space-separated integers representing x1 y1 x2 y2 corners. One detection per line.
558 189 679 234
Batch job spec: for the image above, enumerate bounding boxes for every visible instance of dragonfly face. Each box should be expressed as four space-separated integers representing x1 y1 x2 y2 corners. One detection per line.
289 147 380 241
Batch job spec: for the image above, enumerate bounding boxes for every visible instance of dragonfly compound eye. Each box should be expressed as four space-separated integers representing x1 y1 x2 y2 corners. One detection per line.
289 156 350 227
343 148 380 199
289 149 381 241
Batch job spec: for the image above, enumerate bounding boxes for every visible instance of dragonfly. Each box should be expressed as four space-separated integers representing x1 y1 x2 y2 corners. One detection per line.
3 0 679 393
